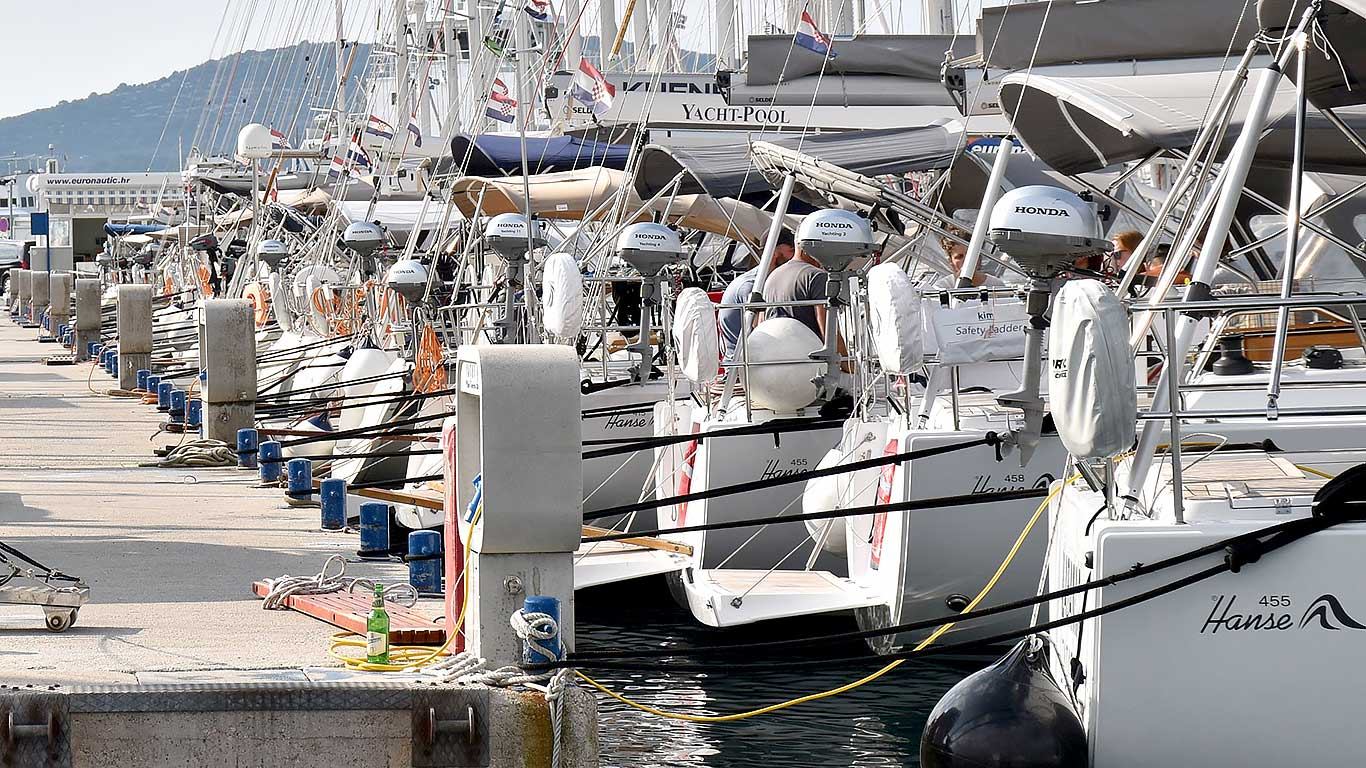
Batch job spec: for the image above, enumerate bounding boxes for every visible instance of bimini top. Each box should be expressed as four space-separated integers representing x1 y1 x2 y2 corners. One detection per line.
1259 0 1366 110
634 123 966 200
447 133 631 176
999 64 1366 175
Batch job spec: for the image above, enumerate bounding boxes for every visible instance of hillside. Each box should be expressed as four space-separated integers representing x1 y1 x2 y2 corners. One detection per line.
0 37 711 173
0 42 369 172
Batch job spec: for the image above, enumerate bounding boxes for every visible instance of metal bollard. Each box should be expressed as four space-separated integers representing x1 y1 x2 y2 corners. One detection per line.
319 478 346 530
144 375 161 398
408 530 443 595
156 381 174 412
521 596 562 664
286 458 313 502
258 441 283 484
169 389 186 423
106 351 118 377
358 502 390 559
187 399 203 431
236 428 259 469
136 369 151 391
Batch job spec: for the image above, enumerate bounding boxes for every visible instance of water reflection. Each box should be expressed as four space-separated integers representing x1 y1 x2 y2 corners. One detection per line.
578 578 978 768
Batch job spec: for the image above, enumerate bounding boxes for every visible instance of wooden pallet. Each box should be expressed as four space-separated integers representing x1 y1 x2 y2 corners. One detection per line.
251 582 445 645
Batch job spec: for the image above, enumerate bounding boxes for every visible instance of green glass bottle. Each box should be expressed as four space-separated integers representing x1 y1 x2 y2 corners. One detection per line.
367 583 390 664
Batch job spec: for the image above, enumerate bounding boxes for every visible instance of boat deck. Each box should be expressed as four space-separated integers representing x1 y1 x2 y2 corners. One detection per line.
0 322 431 685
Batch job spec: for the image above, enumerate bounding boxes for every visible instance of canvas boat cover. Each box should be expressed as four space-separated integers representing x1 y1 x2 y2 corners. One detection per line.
999 65 1366 175
974 0 1258 70
449 167 794 247
725 34 971 107
1259 0 1366 109
634 123 965 200
448 134 630 176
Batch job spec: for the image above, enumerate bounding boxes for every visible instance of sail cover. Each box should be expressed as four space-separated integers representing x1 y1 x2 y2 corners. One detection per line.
999 65 1366 175
634 124 965 199
1259 0 1366 109
448 134 631 176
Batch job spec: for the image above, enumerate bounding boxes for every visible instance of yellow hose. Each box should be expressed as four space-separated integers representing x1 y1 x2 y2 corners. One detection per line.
576 476 1077 722
327 508 478 672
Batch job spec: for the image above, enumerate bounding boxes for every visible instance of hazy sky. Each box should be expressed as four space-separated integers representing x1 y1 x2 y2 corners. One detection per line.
4 0 994 120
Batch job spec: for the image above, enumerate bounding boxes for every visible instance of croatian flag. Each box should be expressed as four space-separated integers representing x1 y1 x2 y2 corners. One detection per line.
524 0 551 21
485 79 517 124
347 134 373 171
794 10 835 57
364 114 395 141
570 58 616 117
269 128 291 151
407 114 423 147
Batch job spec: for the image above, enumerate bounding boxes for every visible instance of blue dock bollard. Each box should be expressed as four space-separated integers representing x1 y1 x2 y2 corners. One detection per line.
156 381 174 412
105 351 118 376
136 369 151 391
168 389 186 426
258 441 283 484
286 458 313 503
236 428 259 469
407 530 443 595
320 478 346 530
521 596 563 664
144 375 161 399
187 398 203 435
358 502 390 559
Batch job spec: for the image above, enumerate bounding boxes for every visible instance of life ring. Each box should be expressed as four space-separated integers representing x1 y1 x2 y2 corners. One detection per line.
244 282 271 329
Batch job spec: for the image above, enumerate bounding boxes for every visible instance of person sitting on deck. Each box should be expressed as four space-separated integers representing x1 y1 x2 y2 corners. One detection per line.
718 229 794 358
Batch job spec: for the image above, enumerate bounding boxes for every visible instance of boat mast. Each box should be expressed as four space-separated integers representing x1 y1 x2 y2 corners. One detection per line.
715 0 737 68
925 0 953 34
598 0 618 66
394 0 413 155
444 2 462 134
334 0 348 142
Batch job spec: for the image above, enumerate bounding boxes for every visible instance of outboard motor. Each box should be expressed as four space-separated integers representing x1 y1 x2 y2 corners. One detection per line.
615 222 685 383
256 239 290 272
482 213 545 343
921 636 1087 768
385 259 429 303
795 209 876 398
986 185 1110 463
190 233 222 294
343 221 386 278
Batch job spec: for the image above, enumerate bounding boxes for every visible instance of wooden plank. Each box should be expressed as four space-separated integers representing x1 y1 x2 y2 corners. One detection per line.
581 524 693 556
251 582 445 644
310 481 444 510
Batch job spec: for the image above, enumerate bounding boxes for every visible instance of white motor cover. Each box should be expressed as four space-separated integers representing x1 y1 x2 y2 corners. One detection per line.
541 252 583 339
745 317 823 412
385 259 429 302
1048 279 1135 458
989 185 1100 240
866 262 923 374
671 287 720 384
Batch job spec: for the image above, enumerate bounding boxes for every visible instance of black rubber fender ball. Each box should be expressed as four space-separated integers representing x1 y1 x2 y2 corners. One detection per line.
920 636 1087 768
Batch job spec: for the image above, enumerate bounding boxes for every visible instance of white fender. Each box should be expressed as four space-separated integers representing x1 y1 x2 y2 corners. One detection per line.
541 252 583 339
1048 279 1136 458
672 287 720 385
866 262 924 374
745 317 823 412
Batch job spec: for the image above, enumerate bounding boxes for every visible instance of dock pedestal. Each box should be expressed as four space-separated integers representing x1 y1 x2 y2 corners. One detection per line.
116 284 153 390
49 272 73 343
74 279 100 361
200 298 256 445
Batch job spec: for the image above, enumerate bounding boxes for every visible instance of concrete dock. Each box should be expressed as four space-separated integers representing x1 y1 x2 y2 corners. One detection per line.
0 320 597 766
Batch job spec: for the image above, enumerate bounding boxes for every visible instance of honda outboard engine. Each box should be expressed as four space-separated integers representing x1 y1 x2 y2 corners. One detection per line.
385 259 429 303
256 239 290 271
987 185 1109 462
615 223 684 383
482 213 545 343
343 221 385 257
795 209 875 397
